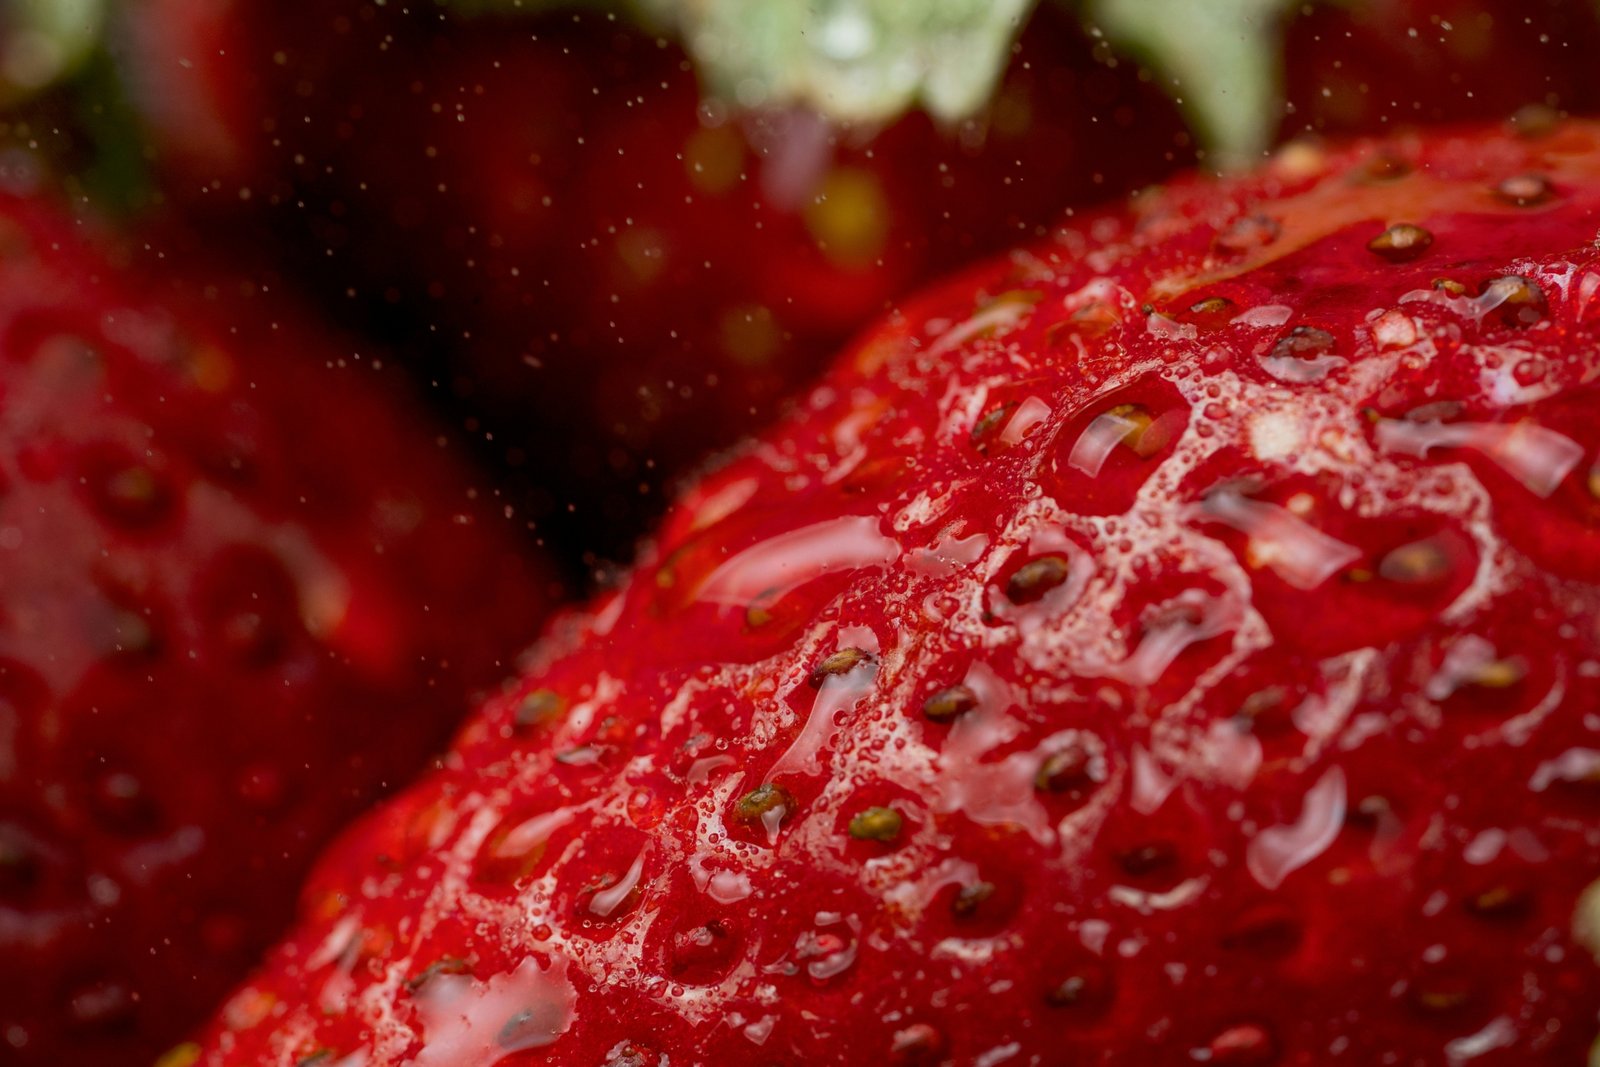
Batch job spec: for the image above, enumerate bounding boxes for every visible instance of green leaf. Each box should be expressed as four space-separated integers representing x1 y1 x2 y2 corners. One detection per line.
632 0 1034 123
1085 0 1296 166
0 0 106 104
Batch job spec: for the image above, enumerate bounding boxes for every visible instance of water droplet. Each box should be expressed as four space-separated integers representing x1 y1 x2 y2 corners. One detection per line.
1366 222 1433 262
695 516 899 609
1375 416 1582 497
1493 173 1554 207
1261 326 1345 383
1213 214 1281 254
413 954 576 1065
1246 766 1346 889
1200 489 1360 590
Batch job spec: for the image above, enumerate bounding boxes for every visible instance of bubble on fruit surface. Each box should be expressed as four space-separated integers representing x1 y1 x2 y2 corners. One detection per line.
413 954 576 1065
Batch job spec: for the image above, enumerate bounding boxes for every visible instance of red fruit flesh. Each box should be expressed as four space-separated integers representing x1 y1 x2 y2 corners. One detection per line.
114 1 1192 559
190 122 1600 1064
0 200 557 1066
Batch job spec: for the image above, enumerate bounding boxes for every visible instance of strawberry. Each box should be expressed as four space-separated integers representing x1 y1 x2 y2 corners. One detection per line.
1280 0 1600 140
185 119 1600 1065
0 196 558 1066
113 0 1191 559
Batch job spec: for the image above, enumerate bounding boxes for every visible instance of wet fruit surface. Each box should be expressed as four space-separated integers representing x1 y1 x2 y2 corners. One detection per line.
185 123 1600 1064
0 198 556 1066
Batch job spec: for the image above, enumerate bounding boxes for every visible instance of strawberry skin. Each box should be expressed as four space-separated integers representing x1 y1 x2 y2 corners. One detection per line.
115 1 1191 558
0 199 557 1066
190 120 1600 1065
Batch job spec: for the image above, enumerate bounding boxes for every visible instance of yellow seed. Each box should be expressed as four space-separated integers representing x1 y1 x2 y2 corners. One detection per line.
1106 403 1160 457
848 806 903 842
155 1045 202 1067
1466 658 1526 690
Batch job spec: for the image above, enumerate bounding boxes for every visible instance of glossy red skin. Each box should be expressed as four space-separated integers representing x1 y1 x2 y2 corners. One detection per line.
1280 0 1600 138
115 0 1193 559
0 198 558 1066
189 122 1600 1065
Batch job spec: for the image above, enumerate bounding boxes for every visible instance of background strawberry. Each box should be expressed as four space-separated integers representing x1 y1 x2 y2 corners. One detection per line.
0 195 558 1066
183 119 1600 1066
111 0 1194 564
1279 0 1600 139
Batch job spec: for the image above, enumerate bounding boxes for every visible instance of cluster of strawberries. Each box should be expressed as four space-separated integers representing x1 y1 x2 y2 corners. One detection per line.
4 1 1600 1064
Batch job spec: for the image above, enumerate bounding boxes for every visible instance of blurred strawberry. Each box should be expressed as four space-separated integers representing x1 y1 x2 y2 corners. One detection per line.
114 0 1193 561
1280 0 1600 139
0 192 558 1066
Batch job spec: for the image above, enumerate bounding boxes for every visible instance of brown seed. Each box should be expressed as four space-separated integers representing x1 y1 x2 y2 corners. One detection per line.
1588 463 1600 499
1378 538 1452 585
1432 277 1468 296
1236 686 1290 731
1494 173 1554 206
733 783 795 826
1213 214 1281 254
970 402 1018 454
1464 657 1527 690
951 880 995 917
1465 883 1532 918
889 1023 946 1064
1105 403 1162 457
1005 554 1072 605
1367 223 1434 263
1411 984 1472 1015
847 806 903 842
1035 743 1093 794
1118 841 1178 878
922 684 977 723
1187 295 1235 319
1270 325 1337 362
808 647 873 688
513 689 565 731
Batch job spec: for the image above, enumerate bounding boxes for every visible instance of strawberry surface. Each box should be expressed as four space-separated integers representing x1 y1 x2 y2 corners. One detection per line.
183 119 1600 1064
0 197 558 1065
114 0 1191 560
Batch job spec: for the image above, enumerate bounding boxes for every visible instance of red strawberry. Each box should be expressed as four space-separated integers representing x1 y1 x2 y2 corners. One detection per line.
185 120 1600 1064
0 196 558 1066
114 1 1192 558
1280 0 1600 139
